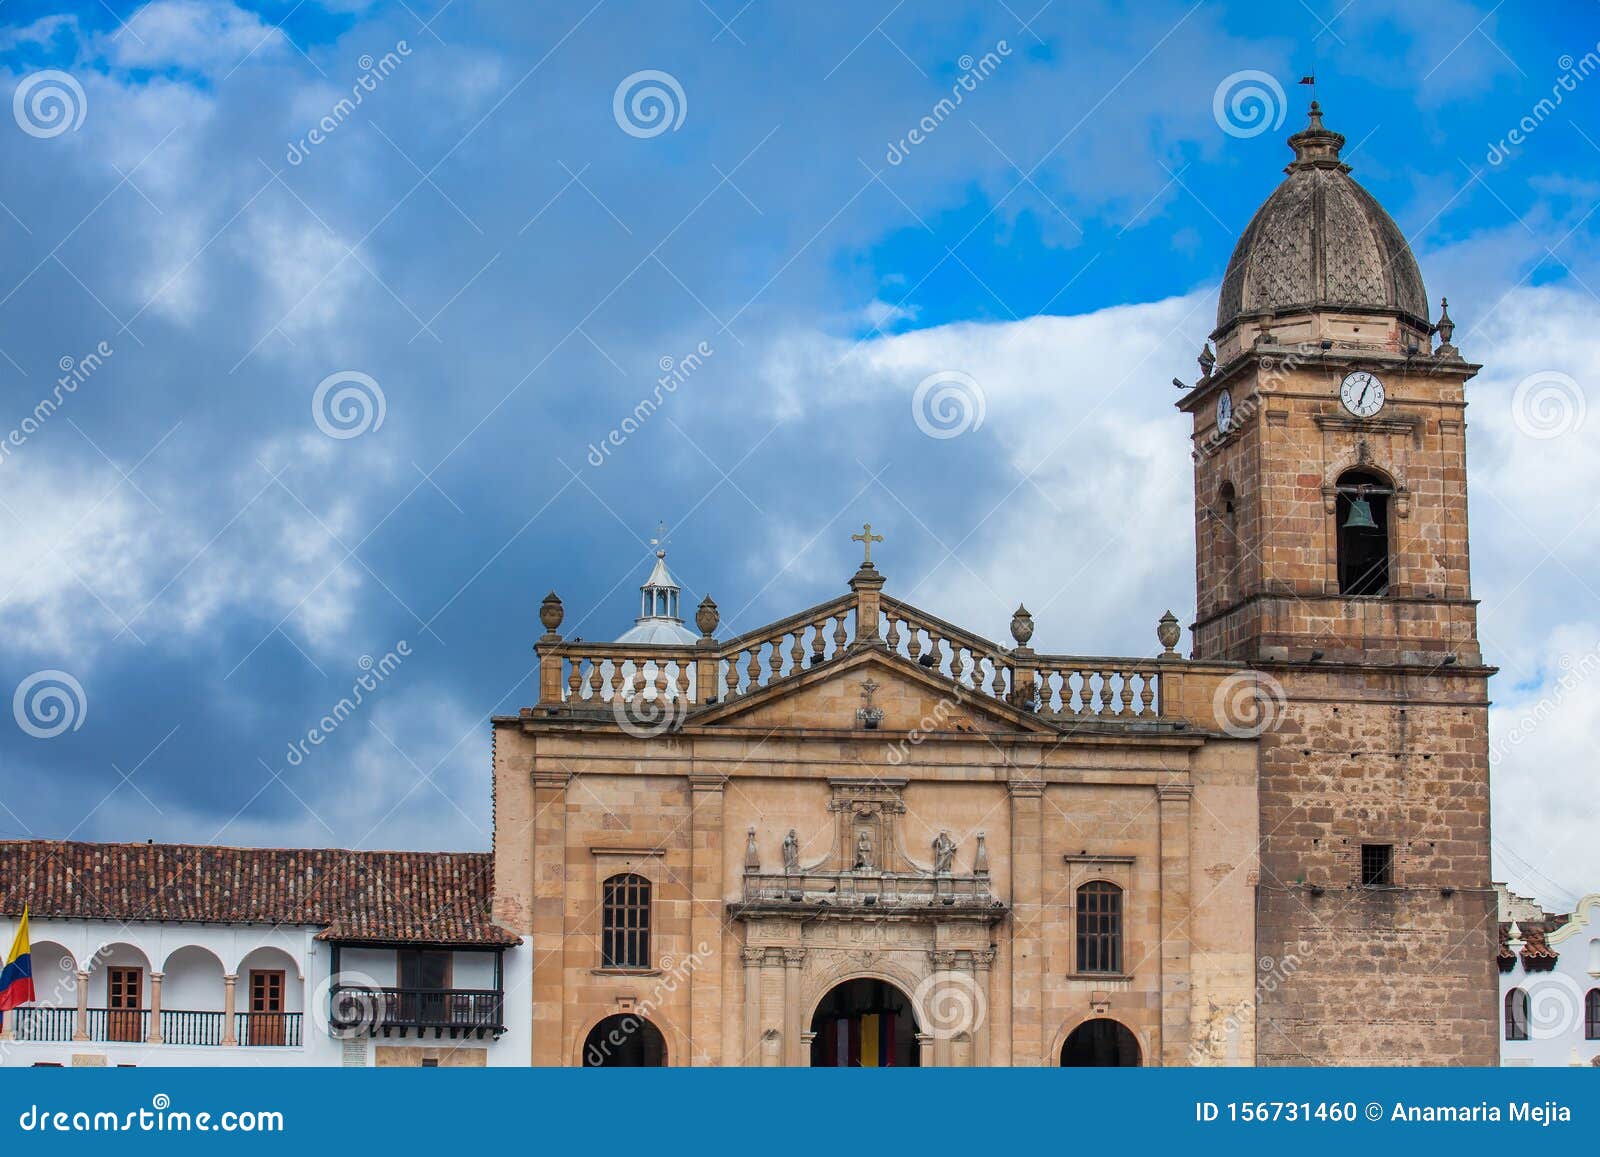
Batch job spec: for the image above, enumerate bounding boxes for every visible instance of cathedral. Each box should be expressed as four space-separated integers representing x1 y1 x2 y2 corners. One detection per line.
490 103 1499 1066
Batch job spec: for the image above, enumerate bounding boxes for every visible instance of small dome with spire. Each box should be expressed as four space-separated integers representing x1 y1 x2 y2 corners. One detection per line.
615 549 699 645
1214 101 1429 348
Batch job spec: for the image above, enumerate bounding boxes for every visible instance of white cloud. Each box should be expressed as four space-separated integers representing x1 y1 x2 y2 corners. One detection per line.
111 0 284 76
744 292 1208 648
236 205 366 339
859 298 920 331
0 430 393 664
0 14 79 51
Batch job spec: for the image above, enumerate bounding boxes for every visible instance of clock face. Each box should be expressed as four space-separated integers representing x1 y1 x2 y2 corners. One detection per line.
1215 390 1233 433
1340 371 1385 418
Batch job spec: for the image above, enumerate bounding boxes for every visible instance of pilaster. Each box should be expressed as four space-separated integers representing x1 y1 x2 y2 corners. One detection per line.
1008 776 1044 1064
1158 783 1193 1066
531 766 571 1065
688 771 727 1065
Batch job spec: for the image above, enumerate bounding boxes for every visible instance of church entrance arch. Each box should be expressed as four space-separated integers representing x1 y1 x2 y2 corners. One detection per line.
581 1013 667 1067
1059 1018 1141 1066
809 977 920 1067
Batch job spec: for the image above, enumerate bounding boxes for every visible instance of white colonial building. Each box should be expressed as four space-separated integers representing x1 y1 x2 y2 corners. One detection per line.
1496 884 1600 1067
0 841 530 1067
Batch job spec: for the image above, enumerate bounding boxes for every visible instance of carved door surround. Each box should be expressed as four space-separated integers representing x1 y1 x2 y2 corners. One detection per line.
738 913 998 1066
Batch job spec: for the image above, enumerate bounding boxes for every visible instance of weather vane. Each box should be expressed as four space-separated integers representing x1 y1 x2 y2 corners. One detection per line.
851 522 883 566
650 520 668 551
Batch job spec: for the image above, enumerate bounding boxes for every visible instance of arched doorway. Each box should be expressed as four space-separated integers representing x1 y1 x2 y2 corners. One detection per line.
810 978 920 1067
1060 1018 1141 1066
582 1014 667 1067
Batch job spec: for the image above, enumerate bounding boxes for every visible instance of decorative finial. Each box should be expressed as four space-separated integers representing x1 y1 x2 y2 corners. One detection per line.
851 522 884 567
1157 610 1181 656
539 590 564 635
1198 342 1216 378
1434 297 1457 354
695 595 719 638
1009 604 1035 647
1287 98 1346 171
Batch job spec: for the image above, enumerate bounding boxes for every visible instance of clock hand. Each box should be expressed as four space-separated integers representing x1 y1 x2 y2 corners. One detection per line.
1357 381 1370 406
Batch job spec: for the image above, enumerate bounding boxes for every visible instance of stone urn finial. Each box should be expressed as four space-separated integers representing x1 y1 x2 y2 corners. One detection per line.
539 591 564 634
1009 604 1034 647
1157 610 1181 656
1434 297 1458 357
695 595 719 638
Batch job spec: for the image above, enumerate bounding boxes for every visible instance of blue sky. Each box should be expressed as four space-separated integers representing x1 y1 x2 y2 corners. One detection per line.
0 0 1596 908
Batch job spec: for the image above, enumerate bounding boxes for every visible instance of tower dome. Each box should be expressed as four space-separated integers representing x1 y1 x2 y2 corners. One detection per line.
615 549 698 645
1213 102 1429 355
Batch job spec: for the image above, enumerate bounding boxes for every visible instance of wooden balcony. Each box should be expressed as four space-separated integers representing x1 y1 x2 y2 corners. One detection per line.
330 985 505 1039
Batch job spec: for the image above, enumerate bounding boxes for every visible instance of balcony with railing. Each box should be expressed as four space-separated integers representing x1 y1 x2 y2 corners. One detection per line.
4 1006 302 1047
7 1006 77 1043
330 985 505 1039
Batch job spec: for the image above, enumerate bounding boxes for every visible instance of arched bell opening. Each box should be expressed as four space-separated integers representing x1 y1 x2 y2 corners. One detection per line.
1335 468 1392 596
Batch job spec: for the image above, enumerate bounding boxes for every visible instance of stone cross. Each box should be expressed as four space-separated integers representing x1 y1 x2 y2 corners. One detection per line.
851 522 884 565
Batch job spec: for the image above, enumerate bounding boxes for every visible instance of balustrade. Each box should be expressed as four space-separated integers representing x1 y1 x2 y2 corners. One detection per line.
538 585 1171 723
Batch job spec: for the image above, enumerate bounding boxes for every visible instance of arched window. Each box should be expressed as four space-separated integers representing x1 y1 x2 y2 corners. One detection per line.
1335 468 1391 596
1504 987 1529 1041
1586 989 1600 1041
601 874 651 969
1215 481 1239 607
1075 881 1123 974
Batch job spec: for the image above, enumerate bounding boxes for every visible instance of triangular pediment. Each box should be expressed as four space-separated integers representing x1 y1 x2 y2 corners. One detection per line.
687 646 1054 734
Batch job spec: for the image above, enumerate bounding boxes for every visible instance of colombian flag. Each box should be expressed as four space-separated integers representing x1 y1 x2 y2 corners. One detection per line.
0 908 36 1012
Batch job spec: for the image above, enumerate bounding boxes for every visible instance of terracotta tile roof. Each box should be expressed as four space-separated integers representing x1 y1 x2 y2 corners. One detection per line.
0 840 520 948
1497 918 1567 973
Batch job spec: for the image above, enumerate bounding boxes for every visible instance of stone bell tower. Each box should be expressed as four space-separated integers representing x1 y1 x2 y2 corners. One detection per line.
1177 103 1499 1065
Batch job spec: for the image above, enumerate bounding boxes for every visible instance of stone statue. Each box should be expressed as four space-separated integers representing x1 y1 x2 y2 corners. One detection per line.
744 826 760 872
782 828 800 873
854 828 874 870
932 830 956 874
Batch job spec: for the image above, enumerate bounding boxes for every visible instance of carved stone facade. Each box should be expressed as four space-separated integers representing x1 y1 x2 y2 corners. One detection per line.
490 103 1497 1068
494 626 1261 1066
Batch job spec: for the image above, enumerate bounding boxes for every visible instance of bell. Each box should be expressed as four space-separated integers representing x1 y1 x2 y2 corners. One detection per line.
1342 496 1378 530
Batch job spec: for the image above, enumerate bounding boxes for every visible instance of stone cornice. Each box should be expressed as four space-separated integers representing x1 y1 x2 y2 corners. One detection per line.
1178 345 1482 411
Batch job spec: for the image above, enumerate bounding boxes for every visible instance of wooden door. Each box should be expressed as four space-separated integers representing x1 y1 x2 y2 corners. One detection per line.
398 951 450 1025
107 968 142 1042
247 970 285 1046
